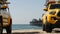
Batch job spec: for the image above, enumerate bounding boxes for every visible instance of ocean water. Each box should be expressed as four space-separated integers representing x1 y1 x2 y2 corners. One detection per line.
12 24 42 30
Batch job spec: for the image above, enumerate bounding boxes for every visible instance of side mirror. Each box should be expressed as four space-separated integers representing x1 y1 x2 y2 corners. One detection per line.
43 8 48 11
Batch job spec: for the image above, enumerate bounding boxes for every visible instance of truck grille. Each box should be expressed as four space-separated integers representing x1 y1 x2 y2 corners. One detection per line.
57 11 60 17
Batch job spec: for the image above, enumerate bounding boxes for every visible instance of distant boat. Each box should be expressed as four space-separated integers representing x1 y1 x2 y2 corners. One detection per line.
30 19 42 26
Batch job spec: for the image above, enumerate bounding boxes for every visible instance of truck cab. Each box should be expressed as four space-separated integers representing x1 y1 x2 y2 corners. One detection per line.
42 0 60 33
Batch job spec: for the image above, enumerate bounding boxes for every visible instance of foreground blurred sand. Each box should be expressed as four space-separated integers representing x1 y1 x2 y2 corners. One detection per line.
3 29 60 34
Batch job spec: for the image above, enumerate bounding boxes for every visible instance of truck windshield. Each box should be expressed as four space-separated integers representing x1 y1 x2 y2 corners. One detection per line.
50 4 60 9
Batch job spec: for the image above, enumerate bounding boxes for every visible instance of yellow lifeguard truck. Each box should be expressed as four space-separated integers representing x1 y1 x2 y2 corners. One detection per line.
0 0 12 34
42 0 60 32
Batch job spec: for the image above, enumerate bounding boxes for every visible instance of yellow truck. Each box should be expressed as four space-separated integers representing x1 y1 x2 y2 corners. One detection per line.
0 0 12 34
42 0 60 32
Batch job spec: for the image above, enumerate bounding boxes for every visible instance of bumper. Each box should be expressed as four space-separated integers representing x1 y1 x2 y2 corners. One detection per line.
53 21 60 28
48 20 57 24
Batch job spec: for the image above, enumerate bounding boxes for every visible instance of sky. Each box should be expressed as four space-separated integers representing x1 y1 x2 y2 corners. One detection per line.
8 0 45 24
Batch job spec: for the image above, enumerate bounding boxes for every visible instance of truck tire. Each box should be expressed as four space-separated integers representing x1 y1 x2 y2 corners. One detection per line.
43 24 45 31
45 21 52 33
6 26 11 34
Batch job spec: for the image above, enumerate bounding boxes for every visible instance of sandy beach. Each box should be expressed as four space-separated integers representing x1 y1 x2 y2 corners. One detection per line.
2 29 60 34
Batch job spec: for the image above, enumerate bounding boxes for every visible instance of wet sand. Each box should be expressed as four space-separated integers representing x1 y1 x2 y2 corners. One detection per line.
2 29 60 34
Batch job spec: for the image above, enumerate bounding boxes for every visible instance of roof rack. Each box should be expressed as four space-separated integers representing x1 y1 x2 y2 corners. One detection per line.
45 0 60 6
0 0 10 4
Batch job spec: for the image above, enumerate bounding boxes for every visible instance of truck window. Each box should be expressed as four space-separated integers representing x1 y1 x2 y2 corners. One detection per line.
1 8 7 11
50 4 60 9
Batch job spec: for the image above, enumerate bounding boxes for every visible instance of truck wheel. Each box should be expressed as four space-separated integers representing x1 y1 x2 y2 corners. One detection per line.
6 26 11 34
43 24 45 31
45 21 52 33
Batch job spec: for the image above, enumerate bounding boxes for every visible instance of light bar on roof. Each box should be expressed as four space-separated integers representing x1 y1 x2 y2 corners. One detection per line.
55 0 60 1
48 0 60 2
49 0 55 1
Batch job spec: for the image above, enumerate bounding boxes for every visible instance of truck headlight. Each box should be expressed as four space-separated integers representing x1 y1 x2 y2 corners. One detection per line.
49 11 56 15
51 17 56 20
